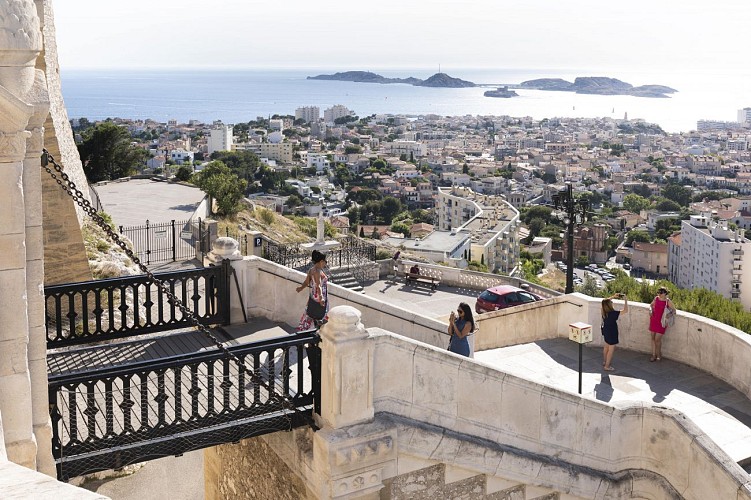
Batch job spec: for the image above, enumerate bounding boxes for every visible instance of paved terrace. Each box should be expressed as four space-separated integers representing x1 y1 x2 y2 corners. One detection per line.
359 277 751 468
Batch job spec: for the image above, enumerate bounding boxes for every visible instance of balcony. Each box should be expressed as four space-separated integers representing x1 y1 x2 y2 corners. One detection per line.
733 249 744 256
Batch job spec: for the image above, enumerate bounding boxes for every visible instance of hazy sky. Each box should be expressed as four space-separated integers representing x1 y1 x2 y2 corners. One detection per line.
54 0 750 72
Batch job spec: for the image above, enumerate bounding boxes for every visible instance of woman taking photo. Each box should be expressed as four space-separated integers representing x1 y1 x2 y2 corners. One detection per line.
601 293 628 371
448 302 475 357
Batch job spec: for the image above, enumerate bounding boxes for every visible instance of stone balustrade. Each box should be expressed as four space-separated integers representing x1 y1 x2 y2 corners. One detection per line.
476 292 751 402
376 258 559 298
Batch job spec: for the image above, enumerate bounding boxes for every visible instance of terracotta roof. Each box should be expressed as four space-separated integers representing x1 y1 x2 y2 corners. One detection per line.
633 242 668 253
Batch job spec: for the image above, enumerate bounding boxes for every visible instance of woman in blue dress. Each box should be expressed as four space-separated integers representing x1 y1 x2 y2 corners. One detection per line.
601 293 628 371
448 302 475 357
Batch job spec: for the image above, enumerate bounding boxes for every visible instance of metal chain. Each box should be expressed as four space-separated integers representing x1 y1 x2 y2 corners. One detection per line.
40 149 299 412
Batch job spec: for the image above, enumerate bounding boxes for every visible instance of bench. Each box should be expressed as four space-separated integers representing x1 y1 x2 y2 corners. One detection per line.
404 272 440 290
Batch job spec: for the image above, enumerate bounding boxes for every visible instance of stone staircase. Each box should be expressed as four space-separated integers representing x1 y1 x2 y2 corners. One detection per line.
386 463 570 500
328 267 364 293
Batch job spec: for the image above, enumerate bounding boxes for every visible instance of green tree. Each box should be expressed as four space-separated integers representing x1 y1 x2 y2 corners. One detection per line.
381 197 403 224
78 122 148 182
174 165 193 182
625 230 651 246
390 221 411 236
527 217 546 241
655 198 682 212
193 161 248 216
521 206 553 225
623 193 651 214
661 184 692 207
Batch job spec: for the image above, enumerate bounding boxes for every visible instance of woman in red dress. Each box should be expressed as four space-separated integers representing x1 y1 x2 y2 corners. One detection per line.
649 287 675 361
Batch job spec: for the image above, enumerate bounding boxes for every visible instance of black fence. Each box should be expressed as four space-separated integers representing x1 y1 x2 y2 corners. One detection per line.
44 263 231 349
118 218 211 266
48 330 321 480
262 234 376 272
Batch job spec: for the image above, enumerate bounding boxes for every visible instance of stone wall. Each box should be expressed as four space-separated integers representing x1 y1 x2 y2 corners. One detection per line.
204 435 312 500
36 0 92 285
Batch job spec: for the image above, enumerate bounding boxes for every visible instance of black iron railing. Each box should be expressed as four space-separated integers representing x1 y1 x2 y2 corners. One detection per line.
48 330 321 481
45 263 231 348
118 218 211 265
262 234 376 272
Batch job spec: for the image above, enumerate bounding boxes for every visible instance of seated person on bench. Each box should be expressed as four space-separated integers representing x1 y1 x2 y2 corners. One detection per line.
409 264 420 275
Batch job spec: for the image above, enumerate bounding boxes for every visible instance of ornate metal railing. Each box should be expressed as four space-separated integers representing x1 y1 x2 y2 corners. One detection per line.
48 330 321 481
45 262 231 348
262 234 376 272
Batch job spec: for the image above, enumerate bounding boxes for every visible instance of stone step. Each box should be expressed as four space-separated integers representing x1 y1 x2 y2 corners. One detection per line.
486 484 525 500
328 269 364 292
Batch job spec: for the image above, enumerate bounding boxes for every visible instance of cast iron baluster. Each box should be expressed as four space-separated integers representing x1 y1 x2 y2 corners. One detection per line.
156 370 167 427
190 364 200 419
106 286 115 333
104 378 114 438
168 279 177 324
206 361 216 416
222 358 231 413
66 292 77 340
267 348 276 403
118 284 128 331
282 347 291 396
174 367 183 423
144 282 153 327
296 344 304 400
131 282 140 329
53 293 63 342
93 287 103 335
86 382 97 441
68 385 78 443
80 290 89 339
253 353 261 406
237 354 246 408
122 375 133 432
140 373 149 430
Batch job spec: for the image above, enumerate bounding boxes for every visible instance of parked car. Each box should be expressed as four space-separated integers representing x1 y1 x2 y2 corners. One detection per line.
475 285 544 314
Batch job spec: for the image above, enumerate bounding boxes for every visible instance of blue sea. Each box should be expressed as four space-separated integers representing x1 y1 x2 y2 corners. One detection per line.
60 68 751 133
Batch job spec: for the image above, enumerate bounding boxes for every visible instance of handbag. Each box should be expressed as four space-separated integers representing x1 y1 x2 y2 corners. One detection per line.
306 296 327 320
661 305 675 328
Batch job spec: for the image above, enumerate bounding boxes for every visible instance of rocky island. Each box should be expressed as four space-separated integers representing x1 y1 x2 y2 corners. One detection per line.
483 86 519 98
307 71 476 88
519 77 677 98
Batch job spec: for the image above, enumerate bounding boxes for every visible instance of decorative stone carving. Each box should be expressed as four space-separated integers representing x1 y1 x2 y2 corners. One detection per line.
334 436 393 466
331 469 383 499
25 126 43 154
0 130 32 162
0 0 41 96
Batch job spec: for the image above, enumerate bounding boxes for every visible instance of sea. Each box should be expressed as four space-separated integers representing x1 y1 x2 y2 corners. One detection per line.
60 68 751 134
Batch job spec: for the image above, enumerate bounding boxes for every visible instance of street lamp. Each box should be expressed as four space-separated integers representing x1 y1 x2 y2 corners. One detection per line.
552 183 590 294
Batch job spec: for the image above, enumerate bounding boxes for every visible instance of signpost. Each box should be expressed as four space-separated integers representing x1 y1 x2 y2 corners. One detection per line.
569 321 592 394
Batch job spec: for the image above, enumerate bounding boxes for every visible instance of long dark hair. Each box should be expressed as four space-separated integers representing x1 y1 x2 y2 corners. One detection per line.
458 302 475 332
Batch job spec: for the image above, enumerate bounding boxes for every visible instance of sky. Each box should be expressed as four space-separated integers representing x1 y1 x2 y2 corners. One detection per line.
54 0 751 73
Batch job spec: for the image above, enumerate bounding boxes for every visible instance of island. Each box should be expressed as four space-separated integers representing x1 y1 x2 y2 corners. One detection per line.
307 71 476 88
483 86 519 98
519 77 677 98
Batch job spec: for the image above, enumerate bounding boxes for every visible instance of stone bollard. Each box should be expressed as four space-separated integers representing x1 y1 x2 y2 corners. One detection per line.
312 306 396 500
206 237 245 325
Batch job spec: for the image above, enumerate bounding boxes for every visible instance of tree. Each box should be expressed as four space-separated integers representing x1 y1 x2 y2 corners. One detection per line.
625 230 651 247
655 198 682 212
193 161 248 216
381 197 403 224
78 122 148 182
175 165 193 182
623 193 651 214
521 206 553 225
390 221 411 236
662 184 692 207
527 217 546 241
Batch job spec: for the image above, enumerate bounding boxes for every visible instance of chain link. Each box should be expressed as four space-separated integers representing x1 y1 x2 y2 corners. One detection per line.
41 150 301 414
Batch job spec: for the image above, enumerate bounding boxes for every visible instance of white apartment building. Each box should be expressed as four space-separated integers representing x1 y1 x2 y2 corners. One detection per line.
381 140 427 158
436 186 520 274
738 107 751 125
323 104 351 124
169 149 194 165
307 152 330 172
208 125 233 154
269 119 284 131
675 213 750 309
295 106 320 123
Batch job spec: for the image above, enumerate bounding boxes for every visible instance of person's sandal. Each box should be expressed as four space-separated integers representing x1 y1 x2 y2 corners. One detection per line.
604 366 615 371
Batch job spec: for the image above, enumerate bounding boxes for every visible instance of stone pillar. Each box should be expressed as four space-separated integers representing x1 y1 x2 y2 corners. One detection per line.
311 306 396 500
0 0 42 470
24 69 54 476
36 0 92 285
206 237 243 324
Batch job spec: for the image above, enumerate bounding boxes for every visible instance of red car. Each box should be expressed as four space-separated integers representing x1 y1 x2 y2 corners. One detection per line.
475 285 543 314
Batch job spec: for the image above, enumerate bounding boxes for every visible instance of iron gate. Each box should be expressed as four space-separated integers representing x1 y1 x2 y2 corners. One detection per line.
119 218 211 265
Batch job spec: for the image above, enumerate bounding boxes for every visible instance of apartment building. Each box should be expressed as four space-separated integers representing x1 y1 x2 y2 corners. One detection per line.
738 107 751 125
323 104 351 124
295 106 320 123
235 142 293 164
675 214 750 309
207 125 233 154
382 140 427 158
436 186 520 273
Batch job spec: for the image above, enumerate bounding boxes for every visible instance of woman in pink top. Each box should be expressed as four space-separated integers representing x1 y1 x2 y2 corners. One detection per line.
649 287 675 361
